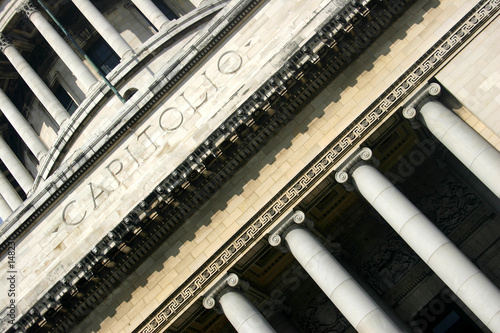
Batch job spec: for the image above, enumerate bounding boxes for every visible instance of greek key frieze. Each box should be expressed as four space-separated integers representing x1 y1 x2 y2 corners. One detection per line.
135 0 498 331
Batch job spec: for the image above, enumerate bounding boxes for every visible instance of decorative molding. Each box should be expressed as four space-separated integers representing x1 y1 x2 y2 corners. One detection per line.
135 1 499 332
17 1 38 19
402 82 442 122
268 210 309 252
202 273 248 310
4 0 498 332
334 147 374 186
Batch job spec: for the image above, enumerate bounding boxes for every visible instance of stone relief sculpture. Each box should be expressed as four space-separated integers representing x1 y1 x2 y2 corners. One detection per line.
358 233 419 295
298 293 350 333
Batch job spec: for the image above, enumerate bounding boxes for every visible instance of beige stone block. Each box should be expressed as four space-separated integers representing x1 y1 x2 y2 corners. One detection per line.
188 252 208 273
174 252 194 273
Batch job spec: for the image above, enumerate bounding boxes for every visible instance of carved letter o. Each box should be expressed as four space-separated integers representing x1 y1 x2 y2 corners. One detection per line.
217 50 243 75
159 107 183 131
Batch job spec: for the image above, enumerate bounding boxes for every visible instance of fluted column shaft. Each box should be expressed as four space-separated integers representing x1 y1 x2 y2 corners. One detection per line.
0 37 69 126
0 171 22 211
350 162 500 332
0 136 34 194
219 290 276 333
0 193 13 222
419 99 500 197
131 0 169 30
71 0 133 58
275 217 400 333
0 88 48 161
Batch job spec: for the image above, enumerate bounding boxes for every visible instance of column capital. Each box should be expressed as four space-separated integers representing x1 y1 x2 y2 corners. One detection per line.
402 82 442 121
0 33 12 52
17 0 39 19
335 147 376 188
268 211 312 251
203 273 249 310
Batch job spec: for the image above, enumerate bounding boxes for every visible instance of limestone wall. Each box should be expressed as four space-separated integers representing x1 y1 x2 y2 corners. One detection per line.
436 14 500 143
73 0 499 332
0 0 342 325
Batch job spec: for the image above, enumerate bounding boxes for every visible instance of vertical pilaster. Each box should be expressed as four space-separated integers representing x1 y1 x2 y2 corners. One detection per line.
19 1 97 92
71 0 133 58
269 211 401 333
337 148 500 332
0 33 69 126
0 88 48 161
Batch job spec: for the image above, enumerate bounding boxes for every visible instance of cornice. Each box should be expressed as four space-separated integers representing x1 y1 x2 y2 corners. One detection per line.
4 0 498 331
32 0 230 187
135 0 499 332
0 0 242 248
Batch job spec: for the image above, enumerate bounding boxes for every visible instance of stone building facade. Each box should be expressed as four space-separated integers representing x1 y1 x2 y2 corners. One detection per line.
0 0 499 332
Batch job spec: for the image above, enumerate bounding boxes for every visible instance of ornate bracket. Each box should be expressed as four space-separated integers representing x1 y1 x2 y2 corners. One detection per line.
202 273 249 311
402 82 442 126
0 33 12 52
17 1 38 19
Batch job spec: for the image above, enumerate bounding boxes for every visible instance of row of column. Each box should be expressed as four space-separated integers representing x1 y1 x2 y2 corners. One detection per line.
0 0 174 221
202 84 500 332
1 0 174 126
3 0 174 111
336 149 500 332
329 82 500 332
203 213 403 333
0 84 43 220
204 162 499 333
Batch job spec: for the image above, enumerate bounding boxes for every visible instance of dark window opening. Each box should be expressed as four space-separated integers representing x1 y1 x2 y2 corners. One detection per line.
87 38 120 74
54 85 78 115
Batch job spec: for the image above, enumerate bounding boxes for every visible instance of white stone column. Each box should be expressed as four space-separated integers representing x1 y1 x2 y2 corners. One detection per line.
204 274 276 333
131 0 169 30
220 290 276 333
337 148 500 332
0 88 48 161
0 34 69 126
421 101 500 197
404 83 500 197
0 171 23 211
19 1 97 91
0 192 13 222
269 212 401 333
0 136 34 194
71 0 133 58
